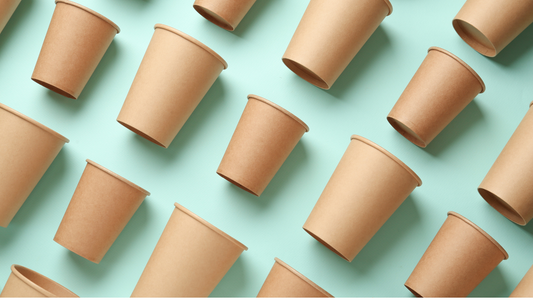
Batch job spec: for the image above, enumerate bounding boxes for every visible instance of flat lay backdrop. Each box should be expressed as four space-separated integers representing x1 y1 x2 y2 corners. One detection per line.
1 0 533 297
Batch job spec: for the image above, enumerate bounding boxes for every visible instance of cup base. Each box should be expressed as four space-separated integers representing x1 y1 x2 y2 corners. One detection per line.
193 5 234 31
31 77 77 99
387 116 427 148
478 187 526 225
282 58 329 89
117 119 168 148
302 227 350 262
404 284 422 297
452 19 497 57
216 170 259 196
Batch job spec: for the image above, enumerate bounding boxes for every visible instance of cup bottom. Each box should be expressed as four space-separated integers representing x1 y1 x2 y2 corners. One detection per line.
478 187 526 225
116 119 168 148
216 170 259 196
31 77 77 99
302 227 350 262
282 58 329 89
387 116 427 148
193 5 234 31
452 19 497 57
404 284 423 297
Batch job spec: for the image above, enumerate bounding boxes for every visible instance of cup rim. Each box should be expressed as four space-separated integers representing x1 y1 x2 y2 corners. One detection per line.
273 258 334 297
154 23 228 69
447 211 509 260
0 103 69 143
85 159 151 196
351 135 422 186
428 47 486 93
381 0 393 16
174 202 248 251
247 94 310 132
55 0 120 33
10 265 78 297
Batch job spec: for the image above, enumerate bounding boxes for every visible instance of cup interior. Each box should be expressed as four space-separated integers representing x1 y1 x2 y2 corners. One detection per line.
452 19 497 57
478 188 526 225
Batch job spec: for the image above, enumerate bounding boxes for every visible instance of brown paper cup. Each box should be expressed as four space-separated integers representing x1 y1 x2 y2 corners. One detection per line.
387 47 485 148
510 264 533 297
405 211 508 297
193 0 256 31
303 135 421 262
31 0 120 99
478 102 533 225
0 265 78 297
131 203 248 297
282 0 392 89
216 94 309 196
53 159 150 264
453 0 533 57
0 0 21 34
256 258 333 298
0 103 69 228
117 24 227 148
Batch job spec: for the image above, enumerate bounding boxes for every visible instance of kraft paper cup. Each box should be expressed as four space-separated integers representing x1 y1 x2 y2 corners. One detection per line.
54 159 150 264
510 264 533 297
453 0 533 57
193 0 256 31
31 0 120 99
131 203 248 297
0 103 69 228
0 265 78 297
405 211 508 297
303 135 421 262
0 0 21 34
257 258 333 298
478 102 533 225
387 47 485 148
117 24 227 148
217 94 309 196
282 0 392 89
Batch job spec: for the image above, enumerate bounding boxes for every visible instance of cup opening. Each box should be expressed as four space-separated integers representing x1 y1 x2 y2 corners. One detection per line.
387 117 427 148
282 58 330 89
216 171 260 196
478 188 526 225
452 19 497 57
193 5 235 31
303 227 351 262
404 284 422 297
31 77 77 99
117 120 168 148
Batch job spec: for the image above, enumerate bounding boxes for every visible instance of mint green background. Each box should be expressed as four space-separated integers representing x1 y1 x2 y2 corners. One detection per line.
0 0 533 297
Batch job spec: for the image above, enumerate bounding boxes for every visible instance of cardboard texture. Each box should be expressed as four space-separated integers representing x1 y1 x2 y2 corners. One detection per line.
0 103 69 228
0 265 78 297
478 102 533 225
453 0 533 57
53 159 150 264
282 0 392 89
510 264 533 297
117 23 227 148
256 258 333 298
31 0 119 99
131 203 248 297
405 212 508 297
193 0 256 31
303 135 421 262
387 47 485 148
0 0 21 34
216 94 309 196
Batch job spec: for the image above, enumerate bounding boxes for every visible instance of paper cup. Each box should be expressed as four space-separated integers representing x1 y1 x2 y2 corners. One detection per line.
53 159 150 264
0 265 78 297
193 0 256 31
478 102 533 225
282 0 392 89
453 0 533 57
216 94 309 196
0 103 69 228
256 258 333 298
405 211 508 297
510 264 533 297
31 0 120 99
131 203 248 297
117 23 227 148
303 135 421 262
0 0 21 34
387 47 485 148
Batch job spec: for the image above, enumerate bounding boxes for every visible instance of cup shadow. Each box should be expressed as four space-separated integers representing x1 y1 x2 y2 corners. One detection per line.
325 25 391 99
210 255 248 297
491 24 533 66
0 0 33 53
125 78 226 163
424 100 484 156
231 0 277 37
469 266 510 297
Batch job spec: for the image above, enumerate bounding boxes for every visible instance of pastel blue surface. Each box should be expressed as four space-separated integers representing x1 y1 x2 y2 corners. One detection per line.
0 0 533 297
